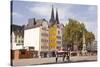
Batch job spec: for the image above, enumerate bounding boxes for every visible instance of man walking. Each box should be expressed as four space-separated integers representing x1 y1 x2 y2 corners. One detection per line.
63 52 66 62
55 51 58 63
66 48 70 62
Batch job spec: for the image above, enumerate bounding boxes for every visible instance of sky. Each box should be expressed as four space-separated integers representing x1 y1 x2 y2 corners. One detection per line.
12 1 97 40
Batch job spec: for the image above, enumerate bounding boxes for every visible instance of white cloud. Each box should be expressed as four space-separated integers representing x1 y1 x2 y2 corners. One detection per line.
29 6 51 17
87 6 97 17
55 5 77 24
29 5 76 22
12 12 23 18
88 6 97 11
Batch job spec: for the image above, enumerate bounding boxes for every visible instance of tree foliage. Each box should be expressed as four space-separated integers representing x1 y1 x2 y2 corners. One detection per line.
62 18 95 50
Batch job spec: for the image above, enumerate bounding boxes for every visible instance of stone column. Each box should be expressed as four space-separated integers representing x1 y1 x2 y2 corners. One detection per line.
82 32 87 56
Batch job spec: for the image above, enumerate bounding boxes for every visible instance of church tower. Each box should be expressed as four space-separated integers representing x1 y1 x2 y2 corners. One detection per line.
49 5 56 24
49 5 60 25
56 8 59 24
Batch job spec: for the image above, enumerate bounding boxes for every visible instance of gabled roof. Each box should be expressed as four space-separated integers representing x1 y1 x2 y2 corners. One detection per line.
11 24 22 32
11 24 24 36
25 18 48 30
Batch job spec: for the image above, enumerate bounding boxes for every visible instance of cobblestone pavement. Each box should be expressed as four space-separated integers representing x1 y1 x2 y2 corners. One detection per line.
12 56 97 66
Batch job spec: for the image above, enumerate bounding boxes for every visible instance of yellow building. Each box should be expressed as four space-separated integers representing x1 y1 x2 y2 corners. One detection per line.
49 24 57 49
48 6 63 57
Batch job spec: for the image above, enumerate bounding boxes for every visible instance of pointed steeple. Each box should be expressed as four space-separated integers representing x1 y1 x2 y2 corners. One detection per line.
56 8 59 24
49 5 55 23
34 18 36 25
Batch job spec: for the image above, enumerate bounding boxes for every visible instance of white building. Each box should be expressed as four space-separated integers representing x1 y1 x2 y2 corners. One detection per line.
11 24 24 60
24 6 63 58
12 32 24 50
11 25 24 50
56 24 63 49
24 19 49 58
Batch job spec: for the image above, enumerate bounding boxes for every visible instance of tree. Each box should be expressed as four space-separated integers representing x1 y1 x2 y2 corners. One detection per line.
62 18 95 51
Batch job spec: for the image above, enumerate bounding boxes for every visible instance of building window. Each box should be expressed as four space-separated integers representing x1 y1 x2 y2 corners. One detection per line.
41 33 48 36
29 47 34 51
57 41 61 44
41 39 44 42
57 25 60 28
21 40 23 43
16 44 21 45
58 30 60 34
41 46 48 49
41 39 48 43
56 46 61 50
49 40 55 43
57 36 61 39
18 40 20 43
42 27 47 31
16 43 23 45
18 35 21 38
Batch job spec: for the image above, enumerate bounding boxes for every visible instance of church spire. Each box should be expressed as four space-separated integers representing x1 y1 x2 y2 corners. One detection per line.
56 8 59 24
33 18 36 25
49 5 55 23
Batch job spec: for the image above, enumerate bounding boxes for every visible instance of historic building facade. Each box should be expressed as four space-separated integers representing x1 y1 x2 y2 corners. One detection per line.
24 6 63 57
11 24 24 60
24 18 49 58
48 6 63 56
11 6 64 58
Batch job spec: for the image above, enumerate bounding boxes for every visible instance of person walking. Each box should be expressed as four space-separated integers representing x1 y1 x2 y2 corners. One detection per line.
66 48 70 62
55 51 58 63
63 52 66 62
